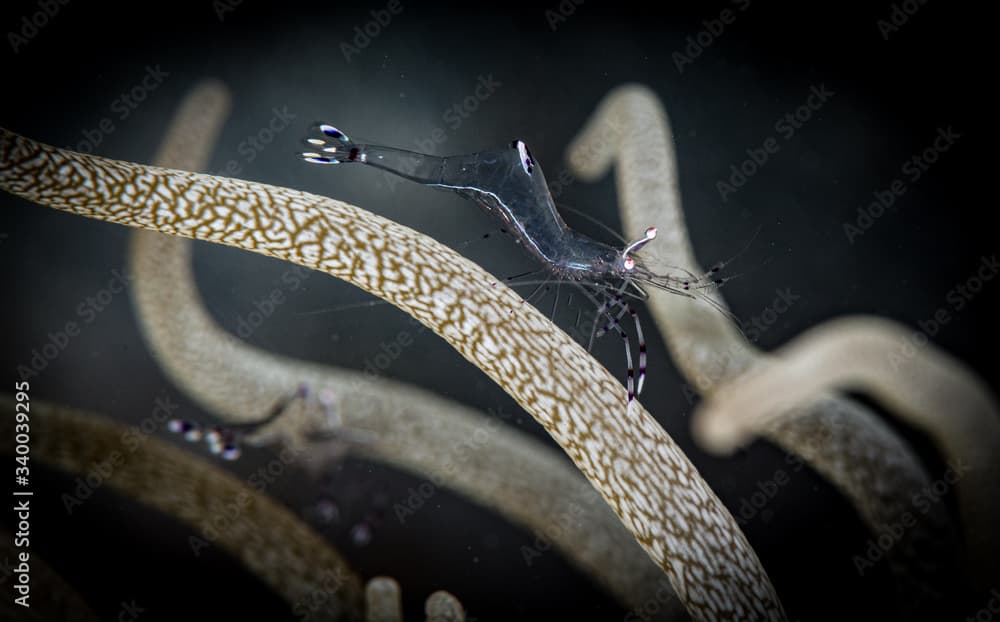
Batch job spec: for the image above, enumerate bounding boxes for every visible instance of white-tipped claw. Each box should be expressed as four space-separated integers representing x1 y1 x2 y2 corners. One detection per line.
302 153 336 165
318 124 350 142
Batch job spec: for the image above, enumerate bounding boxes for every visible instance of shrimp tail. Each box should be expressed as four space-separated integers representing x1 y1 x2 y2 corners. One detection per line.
301 124 449 186
301 124 363 164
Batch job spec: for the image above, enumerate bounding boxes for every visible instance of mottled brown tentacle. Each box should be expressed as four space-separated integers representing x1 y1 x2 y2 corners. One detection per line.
129 170 678 618
1 121 784 619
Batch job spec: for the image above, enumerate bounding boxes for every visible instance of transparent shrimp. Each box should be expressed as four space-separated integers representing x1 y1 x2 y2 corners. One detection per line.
302 125 740 402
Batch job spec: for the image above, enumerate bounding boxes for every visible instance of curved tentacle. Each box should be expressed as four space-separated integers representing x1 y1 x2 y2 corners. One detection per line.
0 394 365 621
566 83 960 614
694 315 1000 585
365 577 403 622
131 220 680 620
138 78 682 619
0 126 784 619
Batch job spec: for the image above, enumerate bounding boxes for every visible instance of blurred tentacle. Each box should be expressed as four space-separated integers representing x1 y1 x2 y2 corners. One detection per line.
694 315 1000 585
0 394 364 622
365 577 403 622
424 591 465 622
567 83 960 614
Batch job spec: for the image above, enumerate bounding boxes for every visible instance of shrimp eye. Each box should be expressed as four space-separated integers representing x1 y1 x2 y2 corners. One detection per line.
623 257 636 271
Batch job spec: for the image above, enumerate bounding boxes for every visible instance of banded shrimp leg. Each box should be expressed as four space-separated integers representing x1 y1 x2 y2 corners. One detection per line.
574 280 646 402
587 235 761 399
483 275 645 403
503 273 649 403
588 286 649 396
482 271 649 402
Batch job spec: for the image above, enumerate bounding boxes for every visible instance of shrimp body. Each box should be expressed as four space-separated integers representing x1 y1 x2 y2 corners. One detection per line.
303 125 736 401
304 126 625 283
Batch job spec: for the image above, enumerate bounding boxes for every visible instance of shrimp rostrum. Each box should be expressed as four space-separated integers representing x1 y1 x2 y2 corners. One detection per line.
302 125 738 403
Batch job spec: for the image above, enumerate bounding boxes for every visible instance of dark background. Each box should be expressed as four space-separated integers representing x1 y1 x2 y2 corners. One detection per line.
0 1 993 620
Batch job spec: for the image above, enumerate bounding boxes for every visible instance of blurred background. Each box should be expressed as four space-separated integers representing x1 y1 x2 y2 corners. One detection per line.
0 1 992 620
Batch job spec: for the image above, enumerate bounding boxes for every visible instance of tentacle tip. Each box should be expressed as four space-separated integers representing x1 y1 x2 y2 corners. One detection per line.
691 410 745 456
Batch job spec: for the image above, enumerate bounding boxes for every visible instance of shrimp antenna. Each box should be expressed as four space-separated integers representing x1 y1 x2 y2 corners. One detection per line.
556 201 629 245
